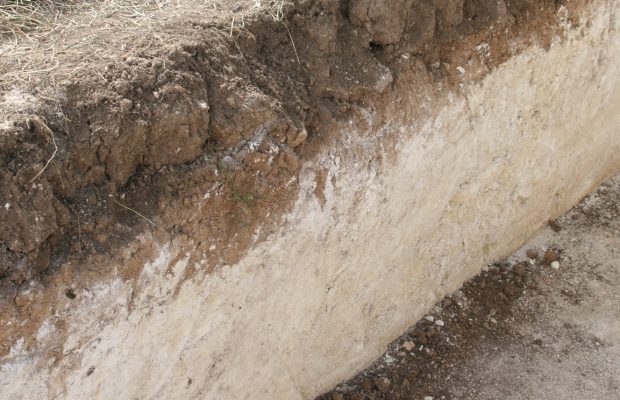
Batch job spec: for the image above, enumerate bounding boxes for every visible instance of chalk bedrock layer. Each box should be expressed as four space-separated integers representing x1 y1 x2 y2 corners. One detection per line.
2 2 620 399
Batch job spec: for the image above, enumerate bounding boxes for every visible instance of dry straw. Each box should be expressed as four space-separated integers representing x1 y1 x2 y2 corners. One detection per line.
0 0 290 92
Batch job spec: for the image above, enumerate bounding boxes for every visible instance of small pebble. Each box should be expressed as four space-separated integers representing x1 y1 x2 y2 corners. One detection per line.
95 233 108 244
373 377 391 393
548 219 562 232
119 98 133 114
435 319 445 327
550 261 560 270
544 249 559 264
514 263 527 276
503 283 518 296
422 348 436 357
424 315 435 323
383 354 396 364
526 248 539 259
402 341 416 351
424 396 434 400
490 317 498 325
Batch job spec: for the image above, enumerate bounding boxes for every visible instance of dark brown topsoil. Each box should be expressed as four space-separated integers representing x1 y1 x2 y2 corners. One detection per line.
0 0 580 287
0 0 589 355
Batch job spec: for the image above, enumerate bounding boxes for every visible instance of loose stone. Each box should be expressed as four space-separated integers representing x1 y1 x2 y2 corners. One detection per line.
514 263 527 276
544 249 559 264
402 341 416 351
374 377 391 392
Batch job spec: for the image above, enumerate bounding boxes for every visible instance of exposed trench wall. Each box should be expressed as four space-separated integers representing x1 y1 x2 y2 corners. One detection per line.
1 2 620 399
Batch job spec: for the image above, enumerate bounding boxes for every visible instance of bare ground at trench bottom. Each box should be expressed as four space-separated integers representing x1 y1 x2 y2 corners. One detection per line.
317 172 620 400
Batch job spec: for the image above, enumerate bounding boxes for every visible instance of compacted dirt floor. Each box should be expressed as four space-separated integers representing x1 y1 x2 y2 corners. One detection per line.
318 173 620 400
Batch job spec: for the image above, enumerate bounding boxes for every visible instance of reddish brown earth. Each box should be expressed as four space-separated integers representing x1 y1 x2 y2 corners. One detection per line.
0 0 591 356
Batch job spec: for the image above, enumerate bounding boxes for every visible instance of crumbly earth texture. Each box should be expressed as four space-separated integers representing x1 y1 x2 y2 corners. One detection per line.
0 0 580 287
317 174 620 400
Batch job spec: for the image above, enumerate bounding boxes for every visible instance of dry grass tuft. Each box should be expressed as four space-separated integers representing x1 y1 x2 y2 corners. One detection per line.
254 0 287 21
0 0 290 100
1 1 76 38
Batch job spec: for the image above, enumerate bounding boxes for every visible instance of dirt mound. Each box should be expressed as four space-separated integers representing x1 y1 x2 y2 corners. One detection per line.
0 0 579 296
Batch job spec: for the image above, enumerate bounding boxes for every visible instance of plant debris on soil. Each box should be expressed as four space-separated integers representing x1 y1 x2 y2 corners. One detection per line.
316 174 620 400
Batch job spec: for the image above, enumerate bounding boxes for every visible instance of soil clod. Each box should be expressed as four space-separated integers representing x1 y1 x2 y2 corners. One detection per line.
526 249 539 259
543 249 559 264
